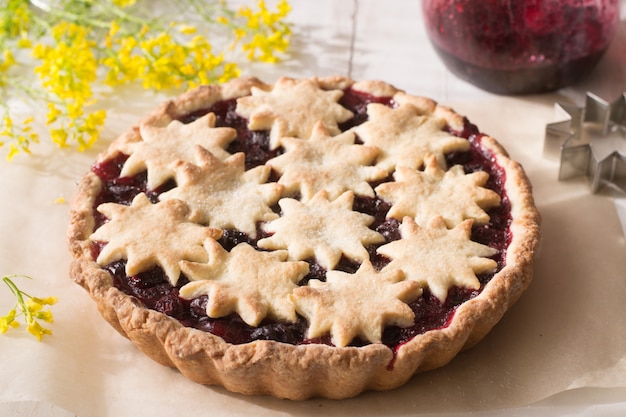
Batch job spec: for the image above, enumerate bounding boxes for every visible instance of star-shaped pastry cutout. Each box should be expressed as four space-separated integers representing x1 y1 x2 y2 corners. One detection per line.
267 122 387 202
375 155 501 228
377 216 497 302
258 191 385 270
90 193 222 286
291 260 421 347
353 103 470 171
116 113 237 190
235 76 354 149
159 146 283 238
179 241 309 327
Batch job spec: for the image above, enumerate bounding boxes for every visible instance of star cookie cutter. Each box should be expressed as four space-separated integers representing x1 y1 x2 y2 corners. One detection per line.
544 92 626 193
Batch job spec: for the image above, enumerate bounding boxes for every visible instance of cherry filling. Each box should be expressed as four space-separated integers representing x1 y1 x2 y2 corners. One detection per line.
422 1 619 94
90 87 511 349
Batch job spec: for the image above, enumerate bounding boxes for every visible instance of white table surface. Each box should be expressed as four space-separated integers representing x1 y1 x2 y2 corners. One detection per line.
1 1 626 416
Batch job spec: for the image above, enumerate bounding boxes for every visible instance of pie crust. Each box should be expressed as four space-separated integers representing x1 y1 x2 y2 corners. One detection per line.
68 75 540 400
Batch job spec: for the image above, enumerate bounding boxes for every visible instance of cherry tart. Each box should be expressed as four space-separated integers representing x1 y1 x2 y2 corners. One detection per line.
68 76 540 400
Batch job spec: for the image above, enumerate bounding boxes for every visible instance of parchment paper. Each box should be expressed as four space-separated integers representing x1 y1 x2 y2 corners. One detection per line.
1 1 625 415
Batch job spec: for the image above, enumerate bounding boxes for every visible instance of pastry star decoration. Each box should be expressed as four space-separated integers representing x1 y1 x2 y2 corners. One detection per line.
90 193 222 286
353 102 470 171
117 113 237 190
376 155 501 228
377 216 497 302
160 146 283 238
258 190 385 270
235 76 354 149
179 241 309 326
292 260 421 347
267 122 387 202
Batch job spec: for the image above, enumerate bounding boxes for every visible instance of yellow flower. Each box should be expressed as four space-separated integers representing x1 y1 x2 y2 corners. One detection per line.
26 296 57 313
46 103 61 125
109 20 121 37
27 320 52 341
177 24 197 35
76 109 107 151
1 0 291 160
2 49 16 67
0 2 32 38
139 24 150 38
2 115 12 130
217 62 241 83
1 275 57 341
33 22 98 103
105 21 121 49
277 0 291 16
102 34 144 85
112 0 137 8
233 0 292 62
6 144 19 161
0 309 19 334
17 37 31 48
26 298 43 314
0 112 40 160
239 7 260 30
67 102 84 120
50 128 68 148
233 28 246 41
35 309 54 323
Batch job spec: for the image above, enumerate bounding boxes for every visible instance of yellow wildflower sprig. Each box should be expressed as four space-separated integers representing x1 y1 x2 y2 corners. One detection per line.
1 275 57 341
235 0 291 63
0 0 292 160
30 20 108 151
0 108 39 160
102 23 241 90
0 0 33 41
199 0 292 63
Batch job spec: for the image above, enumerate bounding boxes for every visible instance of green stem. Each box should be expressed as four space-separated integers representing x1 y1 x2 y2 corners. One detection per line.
31 0 154 32
2 275 33 324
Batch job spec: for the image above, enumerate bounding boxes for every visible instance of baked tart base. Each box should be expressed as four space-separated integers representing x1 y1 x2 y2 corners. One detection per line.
68 75 540 400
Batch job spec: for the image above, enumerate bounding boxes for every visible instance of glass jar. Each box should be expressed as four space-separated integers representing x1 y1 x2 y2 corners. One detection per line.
422 0 621 95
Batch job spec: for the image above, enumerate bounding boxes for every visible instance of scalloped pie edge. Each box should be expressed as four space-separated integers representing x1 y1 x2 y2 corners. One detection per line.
67 75 540 400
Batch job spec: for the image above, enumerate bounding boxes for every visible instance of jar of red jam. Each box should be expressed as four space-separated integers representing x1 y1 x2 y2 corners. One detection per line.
422 0 621 95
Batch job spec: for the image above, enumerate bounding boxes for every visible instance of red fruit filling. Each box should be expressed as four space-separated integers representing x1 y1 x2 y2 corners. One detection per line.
90 87 511 349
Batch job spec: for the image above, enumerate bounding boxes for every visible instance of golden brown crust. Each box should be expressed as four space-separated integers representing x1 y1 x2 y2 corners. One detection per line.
352 79 399 97
316 75 354 91
67 76 540 400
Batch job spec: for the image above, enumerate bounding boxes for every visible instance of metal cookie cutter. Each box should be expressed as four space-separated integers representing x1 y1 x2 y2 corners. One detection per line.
544 92 626 193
